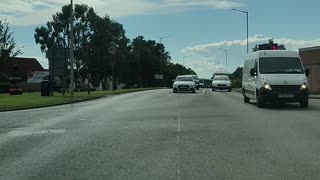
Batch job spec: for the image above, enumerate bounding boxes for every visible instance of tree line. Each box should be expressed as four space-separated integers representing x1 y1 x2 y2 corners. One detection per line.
34 4 196 90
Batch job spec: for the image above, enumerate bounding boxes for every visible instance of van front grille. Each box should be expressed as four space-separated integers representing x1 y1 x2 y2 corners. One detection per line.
270 85 300 92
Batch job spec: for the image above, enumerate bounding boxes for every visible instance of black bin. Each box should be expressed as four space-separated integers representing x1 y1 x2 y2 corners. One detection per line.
41 80 51 96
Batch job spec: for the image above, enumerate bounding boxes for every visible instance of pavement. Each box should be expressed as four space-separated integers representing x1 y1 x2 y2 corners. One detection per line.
1 89 320 179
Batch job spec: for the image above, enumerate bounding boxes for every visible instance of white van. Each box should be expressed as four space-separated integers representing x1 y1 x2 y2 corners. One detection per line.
242 50 310 108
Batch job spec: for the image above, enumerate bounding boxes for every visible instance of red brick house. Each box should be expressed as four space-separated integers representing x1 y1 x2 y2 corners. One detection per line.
0 57 45 92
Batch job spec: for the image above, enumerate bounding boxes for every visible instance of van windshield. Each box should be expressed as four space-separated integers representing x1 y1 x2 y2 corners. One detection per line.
259 57 304 74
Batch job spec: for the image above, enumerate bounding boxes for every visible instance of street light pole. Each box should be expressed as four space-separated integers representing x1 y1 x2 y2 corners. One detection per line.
232 9 249 54
69 0 74 95
218 48 228 70
159 35 173 74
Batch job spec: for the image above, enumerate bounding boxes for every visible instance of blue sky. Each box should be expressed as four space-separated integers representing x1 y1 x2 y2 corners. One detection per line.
1 0 320 78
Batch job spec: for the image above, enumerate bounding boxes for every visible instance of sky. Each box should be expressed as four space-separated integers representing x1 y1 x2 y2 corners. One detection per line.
1 0 320 79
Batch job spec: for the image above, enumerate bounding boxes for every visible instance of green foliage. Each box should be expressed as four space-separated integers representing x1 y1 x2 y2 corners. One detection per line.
34 4 196 89
230 67 243 88
0 19 23 57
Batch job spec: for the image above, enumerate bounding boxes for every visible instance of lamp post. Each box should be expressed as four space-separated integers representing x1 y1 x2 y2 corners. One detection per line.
218 48 228 70
182 55 191 67
69 0 75 95
232 8 249 54
159 35 173 74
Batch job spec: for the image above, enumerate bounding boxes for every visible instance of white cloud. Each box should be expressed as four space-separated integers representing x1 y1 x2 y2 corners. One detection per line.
185 57 225 78
0 0 245 26
181 34 320 76
183 34 320 56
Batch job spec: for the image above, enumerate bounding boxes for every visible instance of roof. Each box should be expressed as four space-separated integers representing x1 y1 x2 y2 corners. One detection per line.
246 50 299 59
299 46 320 52
0 57 45 81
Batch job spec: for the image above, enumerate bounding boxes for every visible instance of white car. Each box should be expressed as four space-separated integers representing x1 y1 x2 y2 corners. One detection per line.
173 76 196 93
212 75 232 92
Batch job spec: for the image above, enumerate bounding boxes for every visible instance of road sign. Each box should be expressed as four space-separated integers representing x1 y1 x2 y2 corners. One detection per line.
109 46 117 54
154 74 164 80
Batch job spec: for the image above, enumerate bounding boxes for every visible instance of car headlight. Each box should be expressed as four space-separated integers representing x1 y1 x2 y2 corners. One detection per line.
173 84 178 87
264 83 272 90
300 84 307 90
190 84 195 87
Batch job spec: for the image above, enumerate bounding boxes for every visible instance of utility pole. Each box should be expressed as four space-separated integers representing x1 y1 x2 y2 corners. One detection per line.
232 9 249 54
218 48 228 70
69 0 75 95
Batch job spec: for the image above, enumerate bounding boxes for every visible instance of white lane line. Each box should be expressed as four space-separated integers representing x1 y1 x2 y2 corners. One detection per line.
202 89 205 95
178 109 181 133
177 109 181 180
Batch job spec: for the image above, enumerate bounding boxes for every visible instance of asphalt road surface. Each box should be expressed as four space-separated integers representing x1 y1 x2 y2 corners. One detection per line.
1 89 320 179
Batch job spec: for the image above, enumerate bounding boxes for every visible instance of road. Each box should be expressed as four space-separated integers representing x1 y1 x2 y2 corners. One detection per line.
1 89 320 179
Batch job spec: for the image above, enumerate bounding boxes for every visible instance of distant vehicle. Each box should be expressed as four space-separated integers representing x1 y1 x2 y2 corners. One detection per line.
212 75 231 92
27 71 49 84
173 75 196 93
199 82 205 88
242 50 310 108
185 75 200 90
211 70 229 79
199 78 212 88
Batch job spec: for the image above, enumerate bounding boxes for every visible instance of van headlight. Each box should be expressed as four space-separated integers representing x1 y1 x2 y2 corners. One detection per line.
264 83 272 90
300 84 307 90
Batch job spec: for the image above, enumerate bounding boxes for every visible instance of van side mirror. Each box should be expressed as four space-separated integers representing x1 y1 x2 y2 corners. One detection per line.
250 68 256 76
305 68 310 77
210 77 213 80
172 79 175 82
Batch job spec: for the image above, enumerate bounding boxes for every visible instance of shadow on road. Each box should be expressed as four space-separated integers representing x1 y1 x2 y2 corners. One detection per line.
247 102 319 111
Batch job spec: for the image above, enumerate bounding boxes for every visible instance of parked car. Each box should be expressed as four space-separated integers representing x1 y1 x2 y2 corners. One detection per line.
9 88 23 95
212 75 232 92
173 75 196 93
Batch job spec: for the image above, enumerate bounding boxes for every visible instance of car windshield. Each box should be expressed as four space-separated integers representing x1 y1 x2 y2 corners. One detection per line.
176 77 193 81
259 57 304 74
214 76 230 81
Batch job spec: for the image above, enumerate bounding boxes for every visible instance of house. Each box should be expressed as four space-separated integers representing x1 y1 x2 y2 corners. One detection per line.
299 46 320 94
0 57 45 92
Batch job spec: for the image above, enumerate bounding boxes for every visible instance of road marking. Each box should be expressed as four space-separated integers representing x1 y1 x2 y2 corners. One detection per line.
202 89 205 94
79 118 87 121
178 109 181 133
177 109 181 180
7 129 66 137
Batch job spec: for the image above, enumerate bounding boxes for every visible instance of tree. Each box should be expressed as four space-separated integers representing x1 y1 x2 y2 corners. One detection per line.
0 19 23 57
230 67 243 88
34 4 95 87
34 4 130 90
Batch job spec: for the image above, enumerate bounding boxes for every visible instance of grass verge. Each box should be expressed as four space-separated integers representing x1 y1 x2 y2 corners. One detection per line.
0 88 157 112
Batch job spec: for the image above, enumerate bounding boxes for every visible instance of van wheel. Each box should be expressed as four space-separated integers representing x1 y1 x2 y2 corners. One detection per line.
212 88 215 92
244 96 250 103
300 100 309 108
256 94 264 108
